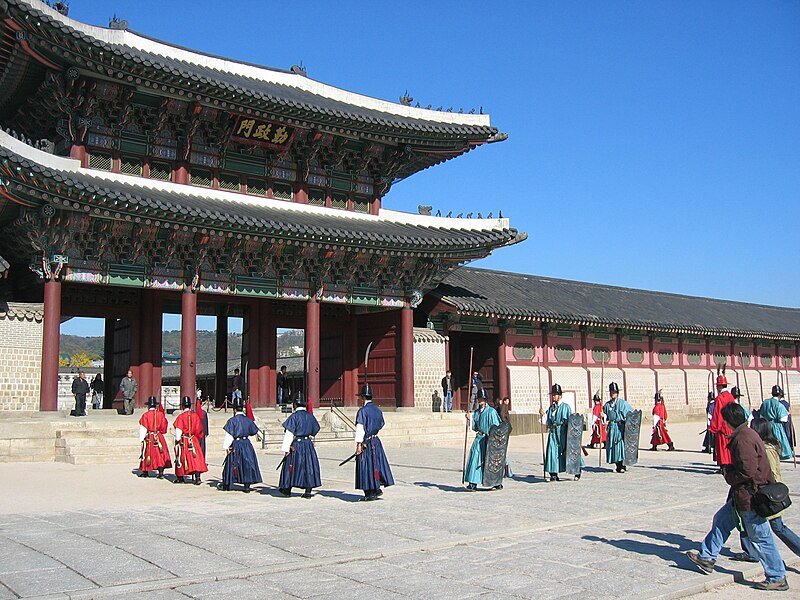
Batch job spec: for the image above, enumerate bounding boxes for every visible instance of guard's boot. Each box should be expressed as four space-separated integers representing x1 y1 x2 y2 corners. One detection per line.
157 468 164 479
193 473 201 485
650 445 658 451
302 487 312 498
575 471 581 481
549 473 560 482
668 443 675 451
243 483 251 493
615 462 624 473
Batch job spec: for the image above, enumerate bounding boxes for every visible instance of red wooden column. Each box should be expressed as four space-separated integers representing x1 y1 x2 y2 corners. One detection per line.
39 278 62 411
138 291 154 405
69 143 87 167
497 324 509 401
179 288 197 402
257 301 271 406
306 299 320 404
400 304 414 408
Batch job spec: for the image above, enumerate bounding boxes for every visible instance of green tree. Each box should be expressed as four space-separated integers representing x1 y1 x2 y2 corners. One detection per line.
70 351 93 367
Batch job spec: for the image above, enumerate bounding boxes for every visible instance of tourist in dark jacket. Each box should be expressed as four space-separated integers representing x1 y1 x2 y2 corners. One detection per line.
686 403 787 591
71 371 90 416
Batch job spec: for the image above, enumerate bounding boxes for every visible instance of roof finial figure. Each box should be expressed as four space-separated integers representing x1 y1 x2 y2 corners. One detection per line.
400 92 413 106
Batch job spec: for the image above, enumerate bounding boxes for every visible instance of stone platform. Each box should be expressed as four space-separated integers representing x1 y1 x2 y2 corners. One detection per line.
0 408 468 464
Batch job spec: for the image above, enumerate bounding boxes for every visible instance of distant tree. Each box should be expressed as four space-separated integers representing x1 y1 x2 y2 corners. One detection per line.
70 351 93 367
59 355 70 367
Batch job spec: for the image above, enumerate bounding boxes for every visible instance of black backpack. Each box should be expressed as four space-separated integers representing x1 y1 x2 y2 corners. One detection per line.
753 482 792 519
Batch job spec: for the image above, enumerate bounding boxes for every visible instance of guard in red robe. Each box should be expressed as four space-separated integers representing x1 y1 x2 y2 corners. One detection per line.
173 396 208 484
588 393 607 448
138 396 172 477
650 391 674 450
708 368 736 468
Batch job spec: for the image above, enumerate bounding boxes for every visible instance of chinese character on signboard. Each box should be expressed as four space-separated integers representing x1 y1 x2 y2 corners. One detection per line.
232 116 296 151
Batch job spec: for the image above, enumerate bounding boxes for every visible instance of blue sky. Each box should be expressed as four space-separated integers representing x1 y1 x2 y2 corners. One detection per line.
60 1 799 336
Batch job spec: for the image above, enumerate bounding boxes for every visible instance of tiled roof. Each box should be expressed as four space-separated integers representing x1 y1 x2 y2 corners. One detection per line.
0 301 43 321
4 0 498 140
433 267 800 341
0 137 525 256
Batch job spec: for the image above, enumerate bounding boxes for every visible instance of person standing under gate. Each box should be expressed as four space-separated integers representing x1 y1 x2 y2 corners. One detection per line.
90 373 104 410
441 370 455 413
120 369 138 415
231 368 244 406
277 365 291 405
71 371 90 417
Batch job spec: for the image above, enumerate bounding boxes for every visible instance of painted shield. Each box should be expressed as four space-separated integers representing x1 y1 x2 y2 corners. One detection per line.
623 409 643 466
566 413 585 475
482 422 512 488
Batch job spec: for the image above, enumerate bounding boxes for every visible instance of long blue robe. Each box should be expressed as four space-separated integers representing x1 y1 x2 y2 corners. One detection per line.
279 409 322 489
222 413 262 487
603 398 633 464
544 402 572 474
463 405 502 485
780 399 796 451
759 398 793 460
355 402 394 491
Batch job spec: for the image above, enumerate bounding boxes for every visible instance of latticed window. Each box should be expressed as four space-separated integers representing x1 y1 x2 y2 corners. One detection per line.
739 353 751 367
190 168 213 188
308 188 325 207
88 153 112 171
149 161 172 181
247 178 267 196
331 192 348 210
218 173 240 192
592 347 611 363
119 156 142 176
687 351 702 365
353 196 370 213
761 354 773 367
713 352 727 366
658 350 674 365
513 345 535 360
627 349 645 364
272 181 294 201
555 346 575 361
783 355 794 368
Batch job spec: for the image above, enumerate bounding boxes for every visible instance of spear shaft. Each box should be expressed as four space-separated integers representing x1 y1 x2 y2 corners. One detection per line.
462 347 474 476
537 360 546 481
599 355 605 467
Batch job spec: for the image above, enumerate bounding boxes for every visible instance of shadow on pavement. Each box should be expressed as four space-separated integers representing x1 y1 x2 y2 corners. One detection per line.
314 489 364 502
413 481 478 492
644 463 719 475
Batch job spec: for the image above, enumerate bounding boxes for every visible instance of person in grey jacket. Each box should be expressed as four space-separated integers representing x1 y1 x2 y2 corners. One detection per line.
120 369 138 415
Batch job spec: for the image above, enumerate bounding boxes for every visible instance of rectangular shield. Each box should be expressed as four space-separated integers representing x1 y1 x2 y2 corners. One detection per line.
482 422 512 488
566 413 585 475
623 409 642 466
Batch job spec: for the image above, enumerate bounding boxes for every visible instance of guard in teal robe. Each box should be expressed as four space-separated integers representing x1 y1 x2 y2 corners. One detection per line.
463 398 501 490
542 389 572 481
603 382 633 472
759 393 792 460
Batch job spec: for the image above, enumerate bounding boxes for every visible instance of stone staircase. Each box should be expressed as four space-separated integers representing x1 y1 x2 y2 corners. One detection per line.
0 408 468 464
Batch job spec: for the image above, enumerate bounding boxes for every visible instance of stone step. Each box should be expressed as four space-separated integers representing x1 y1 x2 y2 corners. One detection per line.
56 437 140 448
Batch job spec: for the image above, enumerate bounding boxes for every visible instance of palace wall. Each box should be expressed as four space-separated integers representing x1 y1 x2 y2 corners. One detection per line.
0 304 44 411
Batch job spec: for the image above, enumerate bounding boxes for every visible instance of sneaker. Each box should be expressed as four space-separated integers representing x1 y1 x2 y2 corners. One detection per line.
686 551 715 574
754 578 789 591
731 552 759 563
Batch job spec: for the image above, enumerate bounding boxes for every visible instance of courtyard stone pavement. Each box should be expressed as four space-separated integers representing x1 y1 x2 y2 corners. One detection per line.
1 421 799 599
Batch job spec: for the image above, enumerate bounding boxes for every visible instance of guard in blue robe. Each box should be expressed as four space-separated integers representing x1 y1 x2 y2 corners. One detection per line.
463 397 502 490
279 396 321 498
218 397 262 492
354 384 394 501
759 386 793 460
540 383 580 481
603 382 633 473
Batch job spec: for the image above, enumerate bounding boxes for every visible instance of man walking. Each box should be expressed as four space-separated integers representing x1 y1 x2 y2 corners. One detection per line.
603 382 633 473
354 384 394 501
463 394 502 490
71 371 90 417
540 383 581 481
119 369 138 415
90 373 104 410
279 395 321 498
650 390 675 451
686 403 788 591
219 396 262 493
441 370 455 413
708 369 736 469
